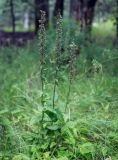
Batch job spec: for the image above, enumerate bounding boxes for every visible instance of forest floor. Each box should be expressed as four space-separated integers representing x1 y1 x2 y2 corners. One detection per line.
0 21 118 160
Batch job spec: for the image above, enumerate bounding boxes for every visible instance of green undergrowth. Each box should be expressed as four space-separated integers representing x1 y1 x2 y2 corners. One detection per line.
0 22 118 159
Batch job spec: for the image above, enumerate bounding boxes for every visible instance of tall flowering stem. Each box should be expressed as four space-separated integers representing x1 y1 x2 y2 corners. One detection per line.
52 13 63 109
39 10 46 108
65 42 77 112
38 11 47 134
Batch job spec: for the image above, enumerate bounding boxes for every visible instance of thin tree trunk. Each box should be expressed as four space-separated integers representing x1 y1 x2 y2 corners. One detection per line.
86 0 97 32
10 0 15 38
69 0 81 21
35 0 49 34
78 0 97 33
69 0 75 18
53 0 64 18
116 0 118 39
24 12 29 30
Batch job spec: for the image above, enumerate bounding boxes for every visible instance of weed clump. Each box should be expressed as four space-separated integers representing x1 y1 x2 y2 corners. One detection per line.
65 42 78 112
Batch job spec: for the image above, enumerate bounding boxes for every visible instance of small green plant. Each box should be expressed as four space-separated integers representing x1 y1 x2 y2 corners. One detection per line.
29 12 79 159
39 10 46 108
38 10 47 143
65 42 78 112
52 13 63 109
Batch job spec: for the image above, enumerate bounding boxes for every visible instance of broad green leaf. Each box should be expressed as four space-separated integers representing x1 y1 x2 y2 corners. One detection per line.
79 142 95 155
0 109 9 115
44 108 58 122
47 124 60 131
102 147 108 156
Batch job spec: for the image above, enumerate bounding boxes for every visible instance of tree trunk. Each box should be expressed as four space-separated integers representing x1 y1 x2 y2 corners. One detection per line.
69 0 81 21
74 0 97 33
53 0 64 18
116 0 118 39
10 0 15 34
85 0 97 32
24 12 29 30
69 0 75 18
35 0 49 34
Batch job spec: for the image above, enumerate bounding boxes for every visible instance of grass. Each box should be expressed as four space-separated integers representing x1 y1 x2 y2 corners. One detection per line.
0 21 118 159
92 20 116 46
93 20 115 36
